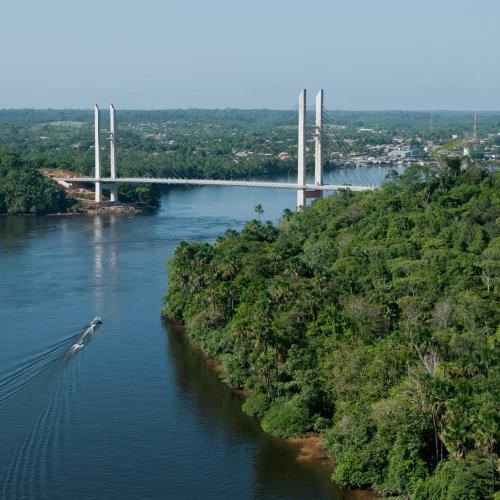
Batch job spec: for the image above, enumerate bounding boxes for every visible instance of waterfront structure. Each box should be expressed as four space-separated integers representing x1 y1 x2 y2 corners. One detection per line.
94 105 101 203
63 90 374 209
109 104 118 203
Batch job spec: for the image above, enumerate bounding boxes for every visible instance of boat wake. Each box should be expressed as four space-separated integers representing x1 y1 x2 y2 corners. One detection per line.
0 318 102 499
0 318 101 408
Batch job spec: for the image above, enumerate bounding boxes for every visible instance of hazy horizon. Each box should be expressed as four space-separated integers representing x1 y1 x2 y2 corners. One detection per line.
1 0 499 110
1 107 499 113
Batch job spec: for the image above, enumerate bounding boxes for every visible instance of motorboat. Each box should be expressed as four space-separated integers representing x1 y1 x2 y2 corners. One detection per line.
90 317 102 328
67 317 103 356
86 317 102 333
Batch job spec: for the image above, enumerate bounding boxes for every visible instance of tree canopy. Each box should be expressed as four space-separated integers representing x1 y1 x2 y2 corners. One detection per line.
0 150 75 214
163 161 499 498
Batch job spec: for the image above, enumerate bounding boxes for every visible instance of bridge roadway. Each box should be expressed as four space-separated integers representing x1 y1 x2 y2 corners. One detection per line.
60 177 375 192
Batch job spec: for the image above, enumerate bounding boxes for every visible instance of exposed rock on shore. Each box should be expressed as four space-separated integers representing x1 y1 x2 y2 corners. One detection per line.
81 201 143 215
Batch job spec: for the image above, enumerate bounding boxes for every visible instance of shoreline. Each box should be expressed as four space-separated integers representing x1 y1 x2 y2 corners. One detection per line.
0 202 144 217
164 318 377 498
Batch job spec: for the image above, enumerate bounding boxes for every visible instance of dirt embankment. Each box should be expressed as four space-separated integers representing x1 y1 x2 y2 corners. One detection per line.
80 201 142 215
288 435 331 463
42 169 143 215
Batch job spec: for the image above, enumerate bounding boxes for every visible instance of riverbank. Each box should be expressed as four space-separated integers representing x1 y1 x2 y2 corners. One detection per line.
165 319 378 498
79 200 143 215
0 202 143 216
165 321 325 443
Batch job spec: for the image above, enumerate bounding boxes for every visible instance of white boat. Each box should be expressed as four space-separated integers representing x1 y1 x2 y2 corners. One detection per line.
67 318 102 355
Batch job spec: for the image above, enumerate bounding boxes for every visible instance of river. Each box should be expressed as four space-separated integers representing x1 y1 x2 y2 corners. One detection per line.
0 167 397 499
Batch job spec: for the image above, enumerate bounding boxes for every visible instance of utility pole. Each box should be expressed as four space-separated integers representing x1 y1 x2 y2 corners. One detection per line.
297 89 306 209
94 105 102 203
109 104 118 202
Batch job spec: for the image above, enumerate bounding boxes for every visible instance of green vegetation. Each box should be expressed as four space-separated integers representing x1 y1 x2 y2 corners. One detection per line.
163 160 499 498
117 183 161 210
0 148 159 212
1 109 499 181
0 151 76 214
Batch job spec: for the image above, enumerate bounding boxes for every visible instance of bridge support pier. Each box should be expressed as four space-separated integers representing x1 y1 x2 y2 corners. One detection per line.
109 104 118 202
94 104 102 203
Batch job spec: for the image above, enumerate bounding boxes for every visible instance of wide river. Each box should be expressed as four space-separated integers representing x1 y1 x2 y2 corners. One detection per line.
0 168 396 499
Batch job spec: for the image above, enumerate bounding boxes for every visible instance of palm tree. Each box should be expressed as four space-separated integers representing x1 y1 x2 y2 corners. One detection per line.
254 204 264 222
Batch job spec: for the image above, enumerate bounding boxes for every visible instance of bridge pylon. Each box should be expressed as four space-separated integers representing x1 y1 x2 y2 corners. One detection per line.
94 104 118 203
94 105 102 203
296 89 324 210
314 89 324 197
109 104 118 202
297 89 306 209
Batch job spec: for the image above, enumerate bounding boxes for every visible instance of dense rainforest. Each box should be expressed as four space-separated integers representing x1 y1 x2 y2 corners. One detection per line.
0 150 75 214
164 160 499 498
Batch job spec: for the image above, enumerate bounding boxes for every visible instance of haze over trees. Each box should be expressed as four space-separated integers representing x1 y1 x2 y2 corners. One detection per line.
164 160 499 498
0 109 499 181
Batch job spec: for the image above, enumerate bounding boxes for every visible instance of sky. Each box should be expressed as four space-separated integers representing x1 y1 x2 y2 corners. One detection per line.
1 0 499 110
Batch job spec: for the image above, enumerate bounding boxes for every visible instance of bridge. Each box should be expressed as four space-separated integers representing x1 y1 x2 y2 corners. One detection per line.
62 177 373 192
60 90 375 209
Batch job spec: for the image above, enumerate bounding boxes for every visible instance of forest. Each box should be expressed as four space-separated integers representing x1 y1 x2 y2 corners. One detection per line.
164 160 499 498
0 150 75 214
0 109 499 181
0 150 160 213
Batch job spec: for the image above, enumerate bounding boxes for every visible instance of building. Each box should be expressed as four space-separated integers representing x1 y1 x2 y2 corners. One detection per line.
388 149 414 161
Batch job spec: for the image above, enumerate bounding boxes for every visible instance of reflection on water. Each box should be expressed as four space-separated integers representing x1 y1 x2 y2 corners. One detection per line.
93 215 103 279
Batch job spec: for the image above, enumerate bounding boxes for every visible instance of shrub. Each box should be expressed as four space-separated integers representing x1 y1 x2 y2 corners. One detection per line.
261 397 310 438
412 457 495 500
241 392 269 419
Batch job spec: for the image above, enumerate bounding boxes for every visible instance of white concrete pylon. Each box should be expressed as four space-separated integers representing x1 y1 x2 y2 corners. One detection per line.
94 105 102 202
297 89 306 210
109 104 118 202
314 89 323 196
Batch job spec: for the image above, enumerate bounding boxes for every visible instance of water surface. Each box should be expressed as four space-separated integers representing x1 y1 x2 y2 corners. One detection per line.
0 167 394 499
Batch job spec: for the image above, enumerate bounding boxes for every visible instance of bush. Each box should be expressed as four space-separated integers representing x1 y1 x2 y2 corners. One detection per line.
261 397 310 437
118 182 161 209
331 450 368 487
412 457 495 500
383 435 428 495
241 392 269 419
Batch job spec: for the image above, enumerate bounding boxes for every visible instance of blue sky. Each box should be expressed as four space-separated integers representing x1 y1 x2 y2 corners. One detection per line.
1 0 499 109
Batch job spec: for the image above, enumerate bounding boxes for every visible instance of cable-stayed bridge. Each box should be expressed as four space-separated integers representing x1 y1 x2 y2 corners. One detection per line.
60 90 376 209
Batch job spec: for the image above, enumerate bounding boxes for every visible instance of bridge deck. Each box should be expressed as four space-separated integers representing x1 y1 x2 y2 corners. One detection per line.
60 177 374 192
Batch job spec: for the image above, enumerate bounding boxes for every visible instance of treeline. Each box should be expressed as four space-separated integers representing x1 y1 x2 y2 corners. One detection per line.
0 151 76 214
1 109 499 183
163 160 499 498
2 108 500 133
